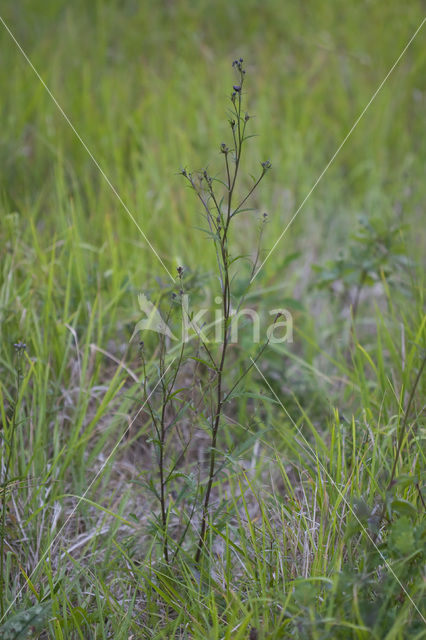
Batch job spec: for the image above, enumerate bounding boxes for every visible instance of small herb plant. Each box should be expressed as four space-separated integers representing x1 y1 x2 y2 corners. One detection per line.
313 213 411 320
137 58 273 564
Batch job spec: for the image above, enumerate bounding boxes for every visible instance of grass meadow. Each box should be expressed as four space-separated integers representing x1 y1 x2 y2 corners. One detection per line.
0 1 425 638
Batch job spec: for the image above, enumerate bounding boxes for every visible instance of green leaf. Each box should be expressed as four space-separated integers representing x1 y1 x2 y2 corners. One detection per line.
189 356 217 371
226 390 279 404
389 498 418 519
0 603 50 639
392 472 425 489
192 226 218 239
389 516 416 555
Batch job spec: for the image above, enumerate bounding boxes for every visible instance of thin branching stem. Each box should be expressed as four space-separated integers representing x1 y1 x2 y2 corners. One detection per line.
195 62 255 562
179 60 271 563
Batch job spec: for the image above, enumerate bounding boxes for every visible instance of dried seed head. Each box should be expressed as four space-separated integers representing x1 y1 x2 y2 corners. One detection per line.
202 169 212 186
232 58 244 72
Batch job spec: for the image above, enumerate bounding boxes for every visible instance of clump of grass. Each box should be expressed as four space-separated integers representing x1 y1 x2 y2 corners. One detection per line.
0 342 26 619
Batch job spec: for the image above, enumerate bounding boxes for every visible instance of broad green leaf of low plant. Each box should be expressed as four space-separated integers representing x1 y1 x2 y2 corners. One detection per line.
0 603 50 640
389 516 416 555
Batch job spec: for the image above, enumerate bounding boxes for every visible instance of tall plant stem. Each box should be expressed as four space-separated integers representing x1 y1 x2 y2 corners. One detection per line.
187 59 270 562
194 77 243 564
195 272 230 563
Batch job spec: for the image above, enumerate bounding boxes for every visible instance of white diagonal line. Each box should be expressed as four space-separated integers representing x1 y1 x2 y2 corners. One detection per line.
0 357 176 624
252 17 426 282
250 357 426 622
0 15 174 282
